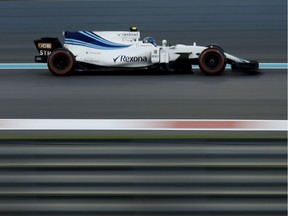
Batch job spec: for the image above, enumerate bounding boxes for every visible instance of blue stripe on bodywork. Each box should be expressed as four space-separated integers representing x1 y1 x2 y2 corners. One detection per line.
65 38 126 50
64 40 127 50
65 31 130 50
81 31 121 47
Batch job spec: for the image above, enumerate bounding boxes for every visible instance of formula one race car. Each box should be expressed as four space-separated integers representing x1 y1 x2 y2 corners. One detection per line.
34 27 258 76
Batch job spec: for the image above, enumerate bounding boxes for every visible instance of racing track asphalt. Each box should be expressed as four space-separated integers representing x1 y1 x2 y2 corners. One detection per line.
0 69 286 120
0 0 286 120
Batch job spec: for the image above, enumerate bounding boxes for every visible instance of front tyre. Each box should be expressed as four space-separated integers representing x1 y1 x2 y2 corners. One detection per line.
199 48 226 76
47 49 75 76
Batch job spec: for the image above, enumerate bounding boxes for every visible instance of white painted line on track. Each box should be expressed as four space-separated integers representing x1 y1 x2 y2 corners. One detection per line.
0 119 286 131
0 63 287 70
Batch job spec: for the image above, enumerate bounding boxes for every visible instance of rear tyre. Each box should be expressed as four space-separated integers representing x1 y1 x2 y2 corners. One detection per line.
199 48 226 76
47 49 75 76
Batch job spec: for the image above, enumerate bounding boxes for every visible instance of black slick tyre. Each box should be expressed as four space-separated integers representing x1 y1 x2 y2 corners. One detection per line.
47 49 75 76
199 48 226 76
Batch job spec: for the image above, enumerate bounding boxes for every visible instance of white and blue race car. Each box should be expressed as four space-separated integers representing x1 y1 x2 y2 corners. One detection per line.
34 27 258 76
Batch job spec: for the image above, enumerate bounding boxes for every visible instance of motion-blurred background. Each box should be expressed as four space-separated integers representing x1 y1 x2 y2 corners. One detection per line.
0 0 287 62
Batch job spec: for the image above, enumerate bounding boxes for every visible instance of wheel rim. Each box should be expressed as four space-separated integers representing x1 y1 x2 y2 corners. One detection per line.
203 53 221 70
52 53 70 71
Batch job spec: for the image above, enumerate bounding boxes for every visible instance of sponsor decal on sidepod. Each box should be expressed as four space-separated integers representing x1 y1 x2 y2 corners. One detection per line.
113 55 148 63
38 43 52 49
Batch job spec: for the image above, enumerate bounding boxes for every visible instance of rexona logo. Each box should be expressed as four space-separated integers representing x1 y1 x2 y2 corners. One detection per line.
113 55 148 63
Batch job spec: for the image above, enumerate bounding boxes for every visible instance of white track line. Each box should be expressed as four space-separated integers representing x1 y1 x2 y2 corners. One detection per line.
0 119 286 131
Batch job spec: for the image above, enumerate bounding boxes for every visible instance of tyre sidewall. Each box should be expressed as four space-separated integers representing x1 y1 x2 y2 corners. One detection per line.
199 48 226 76
48 49 75 76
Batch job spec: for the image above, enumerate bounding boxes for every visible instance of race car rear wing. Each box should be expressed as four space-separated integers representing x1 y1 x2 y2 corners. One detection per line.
34 38 62 62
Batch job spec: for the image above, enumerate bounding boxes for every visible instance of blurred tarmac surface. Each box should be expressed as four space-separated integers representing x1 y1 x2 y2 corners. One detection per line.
0 0 286 120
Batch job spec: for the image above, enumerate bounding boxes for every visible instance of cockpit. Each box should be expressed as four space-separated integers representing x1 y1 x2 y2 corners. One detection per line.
143 37 157 47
